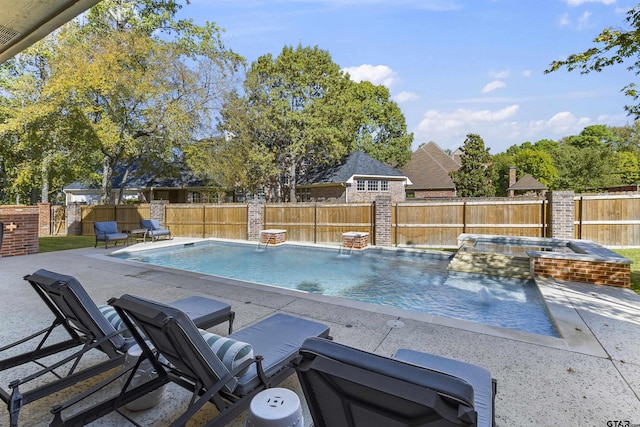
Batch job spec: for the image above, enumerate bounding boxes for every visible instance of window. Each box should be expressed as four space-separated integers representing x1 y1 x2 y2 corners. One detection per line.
380 180 389 191
367 180 378 191
357 180 366 191
297 188 311 202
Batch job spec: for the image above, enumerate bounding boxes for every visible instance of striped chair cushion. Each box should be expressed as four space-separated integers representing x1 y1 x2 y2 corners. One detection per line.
98 304 132 337
199 330 254 375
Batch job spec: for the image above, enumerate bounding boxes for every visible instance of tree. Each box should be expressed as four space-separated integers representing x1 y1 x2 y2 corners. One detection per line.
545 5 640 118
451 133 495 197
552 139 615 191
0 0 243 204
0 40 96 204
215 44 412 202
345 81 413 166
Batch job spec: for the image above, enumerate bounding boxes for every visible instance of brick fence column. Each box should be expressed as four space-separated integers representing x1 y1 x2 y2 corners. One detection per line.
375 196 392 246
38 202 51 236
66 203 83 236
0 205 39 256
548 191 575 239
247 200 264 241
150 200 169 224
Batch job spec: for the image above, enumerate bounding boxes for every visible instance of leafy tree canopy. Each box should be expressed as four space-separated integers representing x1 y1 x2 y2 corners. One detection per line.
451 133 495 197
210 44 412 202
546 5 640 118
0 0 243 204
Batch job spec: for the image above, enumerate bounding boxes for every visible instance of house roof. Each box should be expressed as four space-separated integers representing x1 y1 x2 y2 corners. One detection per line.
508 174 547 191
64 166 206 192
400 142 461 190
299 151 408 185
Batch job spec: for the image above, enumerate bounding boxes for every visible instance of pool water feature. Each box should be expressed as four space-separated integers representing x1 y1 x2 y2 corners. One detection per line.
114 241 560 338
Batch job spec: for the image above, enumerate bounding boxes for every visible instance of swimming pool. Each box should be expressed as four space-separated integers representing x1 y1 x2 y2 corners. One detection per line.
114 241 560 337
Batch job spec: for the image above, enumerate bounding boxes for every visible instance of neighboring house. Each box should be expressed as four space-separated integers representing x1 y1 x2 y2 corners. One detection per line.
63 170 234 205
296 151 411 203
401 142 461 198
507 167 547 197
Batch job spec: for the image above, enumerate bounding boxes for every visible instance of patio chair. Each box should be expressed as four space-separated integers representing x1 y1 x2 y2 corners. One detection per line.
140 219 171 242
294 337 496 427
94 221 128 248
1 269 235 427
51 294 331 427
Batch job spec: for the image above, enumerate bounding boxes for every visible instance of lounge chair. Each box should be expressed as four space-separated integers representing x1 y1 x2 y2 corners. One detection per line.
294 337 496 427
0 269 235 427
52 294 331 426
140 219 171 242
94 221 128 248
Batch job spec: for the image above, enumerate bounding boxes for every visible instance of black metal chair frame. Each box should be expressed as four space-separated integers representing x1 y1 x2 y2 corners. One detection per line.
0 270 233 427
51 294 330 427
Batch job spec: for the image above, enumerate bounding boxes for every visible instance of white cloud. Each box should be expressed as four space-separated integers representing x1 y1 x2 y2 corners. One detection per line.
482 81 506 93
528 111 591 135
393 91 419 103
566 0 615 6
414 105 519 150
522 70 532 78
411 107 618 152
343 64 398 87
489 70 510 79
559 13 570 26
577 11 592 29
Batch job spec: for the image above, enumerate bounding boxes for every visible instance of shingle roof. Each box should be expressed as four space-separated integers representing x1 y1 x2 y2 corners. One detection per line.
400 142 460 190
508 174 547 191
64 165 206 191
299 151 406 185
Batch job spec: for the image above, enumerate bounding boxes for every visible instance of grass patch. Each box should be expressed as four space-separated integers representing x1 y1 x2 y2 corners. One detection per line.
613 249 640 295
39 235 95 253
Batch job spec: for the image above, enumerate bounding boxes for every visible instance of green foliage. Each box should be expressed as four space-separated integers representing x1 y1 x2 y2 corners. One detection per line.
345 81 413 166
451 133 495 197
0 0 243 205
546 5 640 118
211 44 412 202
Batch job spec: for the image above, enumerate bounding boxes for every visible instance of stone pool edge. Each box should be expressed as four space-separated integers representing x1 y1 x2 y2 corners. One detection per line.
102 238 608 358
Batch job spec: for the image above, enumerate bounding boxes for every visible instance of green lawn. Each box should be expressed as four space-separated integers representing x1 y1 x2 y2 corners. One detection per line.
38 235 95 252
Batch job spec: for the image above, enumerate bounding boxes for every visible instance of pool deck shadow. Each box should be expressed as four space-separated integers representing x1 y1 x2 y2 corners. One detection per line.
2 239 640 426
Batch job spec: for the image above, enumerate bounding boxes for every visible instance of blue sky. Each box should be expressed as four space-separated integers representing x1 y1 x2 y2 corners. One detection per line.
179 0 636 154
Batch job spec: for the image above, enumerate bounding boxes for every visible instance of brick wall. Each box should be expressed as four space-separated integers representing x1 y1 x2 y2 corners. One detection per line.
549 191 574 239
38 203 51 236
347 181 406 203
247 200 263 241
375 196 392 246
0 206 40 257
533 257 630 288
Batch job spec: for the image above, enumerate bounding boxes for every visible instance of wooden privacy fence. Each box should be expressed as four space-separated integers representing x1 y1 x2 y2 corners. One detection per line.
80 205 151 235
165 204 248 240
575 193 640 247
72 192 640 248
263 203 373 244
393 198 548 247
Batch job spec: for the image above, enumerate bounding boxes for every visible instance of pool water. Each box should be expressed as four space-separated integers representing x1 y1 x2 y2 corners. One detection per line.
114 241 560 337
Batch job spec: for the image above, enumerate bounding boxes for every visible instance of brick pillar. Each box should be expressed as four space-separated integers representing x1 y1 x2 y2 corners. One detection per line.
0 206 39 256
38 202 51 236
548 191 574 239
150 200 168 223
247 200 264 241
66 203 83 236
375 196 392 246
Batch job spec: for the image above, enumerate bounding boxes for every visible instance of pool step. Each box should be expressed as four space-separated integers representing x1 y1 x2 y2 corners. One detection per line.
448 251 532 279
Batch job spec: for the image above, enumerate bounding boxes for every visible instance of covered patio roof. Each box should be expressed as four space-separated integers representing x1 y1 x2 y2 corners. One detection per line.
0 0 101 63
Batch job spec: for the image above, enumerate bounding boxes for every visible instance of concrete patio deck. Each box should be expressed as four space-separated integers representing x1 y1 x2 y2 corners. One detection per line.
1 239 639 426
